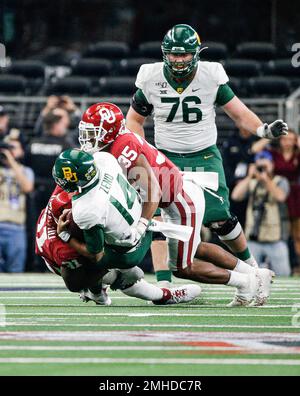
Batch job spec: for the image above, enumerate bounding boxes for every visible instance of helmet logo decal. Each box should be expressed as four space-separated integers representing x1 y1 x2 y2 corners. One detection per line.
62 167 78 182
98 108 116 124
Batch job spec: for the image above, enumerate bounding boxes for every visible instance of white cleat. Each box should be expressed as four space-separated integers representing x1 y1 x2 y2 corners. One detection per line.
79 287 112 306
157 280 173 289
227 272 258 307
154 284 201 305
251 268 275 306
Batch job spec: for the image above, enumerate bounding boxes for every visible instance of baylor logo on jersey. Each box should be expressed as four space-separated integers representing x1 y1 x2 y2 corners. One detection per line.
177 87 184 94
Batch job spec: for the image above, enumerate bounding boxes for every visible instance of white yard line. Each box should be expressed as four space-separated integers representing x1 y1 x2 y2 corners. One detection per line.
1 330 299 342
4 312 293 317
1 296 300 301
2 304 298 309
0 357 299 365
4 323 300 329
0 345 299 354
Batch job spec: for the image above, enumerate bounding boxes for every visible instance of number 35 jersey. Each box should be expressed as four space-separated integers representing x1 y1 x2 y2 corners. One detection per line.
135 61 230 154
72 152 142 246
109 130 183 208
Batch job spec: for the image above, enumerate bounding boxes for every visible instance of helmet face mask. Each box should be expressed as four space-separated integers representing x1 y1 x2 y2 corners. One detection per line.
79 102 125 154
162 24 201 78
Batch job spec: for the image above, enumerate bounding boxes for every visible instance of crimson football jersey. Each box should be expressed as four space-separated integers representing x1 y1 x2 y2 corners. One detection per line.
109 130 183 208
35 187 78 275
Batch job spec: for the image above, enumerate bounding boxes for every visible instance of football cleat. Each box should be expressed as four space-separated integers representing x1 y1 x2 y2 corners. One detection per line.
251 268 275 306
79 287 112 306
154 284 201 305
227 272 258 307
157 280 173 289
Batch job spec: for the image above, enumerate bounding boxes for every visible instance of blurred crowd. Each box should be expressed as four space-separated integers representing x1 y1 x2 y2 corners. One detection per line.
0 98 300 275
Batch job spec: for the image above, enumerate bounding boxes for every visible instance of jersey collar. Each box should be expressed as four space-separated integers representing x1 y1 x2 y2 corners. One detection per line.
163 65 198 94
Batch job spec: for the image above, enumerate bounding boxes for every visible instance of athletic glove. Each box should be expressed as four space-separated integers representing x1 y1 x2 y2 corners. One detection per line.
256 119 288 139
115 217 149 247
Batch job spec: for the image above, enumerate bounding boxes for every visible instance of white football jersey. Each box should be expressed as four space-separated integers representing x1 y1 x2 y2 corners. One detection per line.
72 152 142 246
135 61 229 153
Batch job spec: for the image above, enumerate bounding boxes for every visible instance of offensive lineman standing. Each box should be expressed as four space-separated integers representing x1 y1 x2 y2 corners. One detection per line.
126 24 288 285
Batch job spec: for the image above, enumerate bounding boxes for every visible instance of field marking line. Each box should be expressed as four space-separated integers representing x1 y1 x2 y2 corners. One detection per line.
4 312 294 318
0 357 299 365
5 323 300 329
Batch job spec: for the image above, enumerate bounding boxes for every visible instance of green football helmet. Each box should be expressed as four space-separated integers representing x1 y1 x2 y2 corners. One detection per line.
161 24 201 78
52 149 98 193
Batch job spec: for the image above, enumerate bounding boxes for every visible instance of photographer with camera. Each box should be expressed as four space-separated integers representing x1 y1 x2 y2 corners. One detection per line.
231 151 291 276
0 134 34 272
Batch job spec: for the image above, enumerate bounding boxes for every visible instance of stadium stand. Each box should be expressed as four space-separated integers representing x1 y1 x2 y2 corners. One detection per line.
45 76 92 96
138 41 162 59
83 41 130 59
200 42 228 61
235 42 277 61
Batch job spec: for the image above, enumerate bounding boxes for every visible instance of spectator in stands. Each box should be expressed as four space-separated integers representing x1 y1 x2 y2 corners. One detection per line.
223 127 258 227
231 151 291 276
0 133 34 272
252 130 300 274
27 109 73 215
0 105 26 149
34 95 81 138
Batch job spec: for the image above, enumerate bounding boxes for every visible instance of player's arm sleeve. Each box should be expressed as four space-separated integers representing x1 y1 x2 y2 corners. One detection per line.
215 83 235 106
83 225 105 254
131 88 153 117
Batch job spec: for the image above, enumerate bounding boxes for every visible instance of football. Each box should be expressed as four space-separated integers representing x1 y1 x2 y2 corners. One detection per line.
66 210 84 241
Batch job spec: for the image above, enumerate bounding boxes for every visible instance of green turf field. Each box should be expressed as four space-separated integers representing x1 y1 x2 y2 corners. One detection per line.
0 273 300 376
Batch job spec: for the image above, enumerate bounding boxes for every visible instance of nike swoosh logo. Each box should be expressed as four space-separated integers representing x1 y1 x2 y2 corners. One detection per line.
192 88 201 92
204 155 214 160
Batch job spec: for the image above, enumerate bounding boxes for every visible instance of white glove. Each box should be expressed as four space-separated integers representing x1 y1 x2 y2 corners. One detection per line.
256 119 288 139
115 217 149 247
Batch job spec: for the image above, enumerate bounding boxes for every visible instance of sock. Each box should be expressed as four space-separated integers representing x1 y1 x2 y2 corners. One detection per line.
236 247 251 261
226 270 248 288
244 254 258 268
234 259 256 274
156 270 172 283
89 283 103 294
122 279 164 301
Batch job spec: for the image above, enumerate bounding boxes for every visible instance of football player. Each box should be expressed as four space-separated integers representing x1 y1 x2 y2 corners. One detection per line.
52 148 202 305
35 185 112 305
78 102 273 306
125 24 288 285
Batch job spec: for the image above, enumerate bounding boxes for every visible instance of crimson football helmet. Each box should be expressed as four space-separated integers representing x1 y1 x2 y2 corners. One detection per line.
50 191 72 223
78 102 125 153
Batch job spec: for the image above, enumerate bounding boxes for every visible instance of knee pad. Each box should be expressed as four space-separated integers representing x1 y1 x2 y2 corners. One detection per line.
208 214 242 241
110 266 144 290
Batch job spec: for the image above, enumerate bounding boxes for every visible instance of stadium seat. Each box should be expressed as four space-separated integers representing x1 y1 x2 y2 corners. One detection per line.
224 59 260 78
118 58 158 76
7 60 46 78
265 59 300 77
236 42 277 61
46 77 92 95
138 41 162 59
247 76 291 97
0 74 27 94
227 77 247 97
98 76 136 96
32 46 79 66
71 58 112 78
200 42 228 61
83 41 130 59
5 61 46 94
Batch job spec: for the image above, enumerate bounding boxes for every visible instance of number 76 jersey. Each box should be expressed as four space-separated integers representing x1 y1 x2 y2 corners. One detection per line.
135 61 230 153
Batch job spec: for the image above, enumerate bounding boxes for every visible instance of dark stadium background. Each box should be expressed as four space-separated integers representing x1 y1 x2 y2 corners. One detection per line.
0 0 299 272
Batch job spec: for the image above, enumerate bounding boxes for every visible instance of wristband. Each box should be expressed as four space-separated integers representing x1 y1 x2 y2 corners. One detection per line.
58 231 71 242
256 124 267 138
